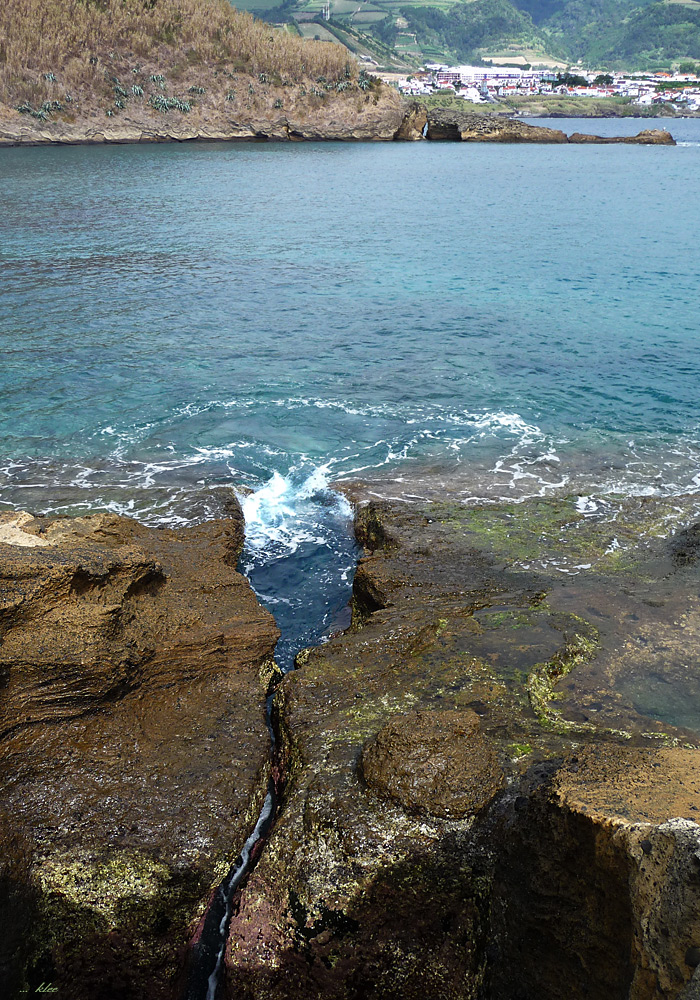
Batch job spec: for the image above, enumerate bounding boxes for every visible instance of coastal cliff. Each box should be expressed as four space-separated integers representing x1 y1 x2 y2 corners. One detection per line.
0 100 676 146
0 0 406 147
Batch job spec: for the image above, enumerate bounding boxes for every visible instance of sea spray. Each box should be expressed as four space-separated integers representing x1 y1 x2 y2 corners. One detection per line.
239 465 358 672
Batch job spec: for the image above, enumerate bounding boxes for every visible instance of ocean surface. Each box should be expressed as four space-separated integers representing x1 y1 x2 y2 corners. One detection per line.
2 117 700 666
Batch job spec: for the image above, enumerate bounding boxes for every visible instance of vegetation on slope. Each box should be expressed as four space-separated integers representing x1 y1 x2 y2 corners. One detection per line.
510 0 700 67
398 0 567 63
229 0 700 72
0 0 371 122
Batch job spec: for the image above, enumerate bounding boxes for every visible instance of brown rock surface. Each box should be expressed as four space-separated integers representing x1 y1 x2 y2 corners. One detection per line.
0 90 408 146
361 709 504 818
393 101 427 141
0 507 279 999
223 494 700 1000
486 745 700 1000
427 108 568 142
569 128 676 144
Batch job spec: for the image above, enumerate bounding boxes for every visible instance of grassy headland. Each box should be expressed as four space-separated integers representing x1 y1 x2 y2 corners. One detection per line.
0 0 402 138
413 92 685 118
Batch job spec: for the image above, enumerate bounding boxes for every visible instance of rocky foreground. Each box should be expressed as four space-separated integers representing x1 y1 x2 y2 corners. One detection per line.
0 102 675 146
0 506 279 998
228 492 700 1000
2 493 700 998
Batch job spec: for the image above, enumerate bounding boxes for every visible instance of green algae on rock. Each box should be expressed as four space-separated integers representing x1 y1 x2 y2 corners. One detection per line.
223 492 700 1000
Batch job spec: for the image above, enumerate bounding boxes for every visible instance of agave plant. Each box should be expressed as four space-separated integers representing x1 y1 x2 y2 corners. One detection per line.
43 72 56 82
188 85 205 94
132 84 144 96
149 93 191 113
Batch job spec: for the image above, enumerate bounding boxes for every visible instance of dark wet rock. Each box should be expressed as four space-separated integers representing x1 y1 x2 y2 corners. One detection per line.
0 508 279 1000
569 128 675 145
361 709 504 818
486 745 700 1000
671 522 700 566
224 493 700 1000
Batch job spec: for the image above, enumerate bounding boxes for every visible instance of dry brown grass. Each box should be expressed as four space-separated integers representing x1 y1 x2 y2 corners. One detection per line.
0 0 359 113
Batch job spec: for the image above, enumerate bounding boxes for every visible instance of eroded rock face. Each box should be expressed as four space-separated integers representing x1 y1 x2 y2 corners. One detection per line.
223 494 700 1000
569 128 675 144
0 89 407 146
393 101 427 141
486 745 700 1000
0 508 279 999
361 709 504 818
427 108 568 142
425 110 676 145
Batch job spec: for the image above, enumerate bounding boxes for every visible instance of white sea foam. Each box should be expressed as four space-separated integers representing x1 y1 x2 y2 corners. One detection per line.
239 465 352 566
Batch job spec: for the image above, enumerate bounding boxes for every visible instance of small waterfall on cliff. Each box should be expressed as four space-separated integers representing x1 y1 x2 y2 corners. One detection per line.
185 466 358 999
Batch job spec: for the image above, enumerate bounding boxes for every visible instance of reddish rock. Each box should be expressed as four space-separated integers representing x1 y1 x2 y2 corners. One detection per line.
361 709 504 818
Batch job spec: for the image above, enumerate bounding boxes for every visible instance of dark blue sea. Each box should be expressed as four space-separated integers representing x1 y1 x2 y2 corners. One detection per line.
2 117 700 665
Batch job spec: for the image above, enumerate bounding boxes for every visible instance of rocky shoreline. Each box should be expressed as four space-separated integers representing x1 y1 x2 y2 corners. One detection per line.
0 102 676 146
2 492 700 998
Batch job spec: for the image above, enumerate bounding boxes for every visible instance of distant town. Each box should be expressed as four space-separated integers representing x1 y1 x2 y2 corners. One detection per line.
392 65 700 113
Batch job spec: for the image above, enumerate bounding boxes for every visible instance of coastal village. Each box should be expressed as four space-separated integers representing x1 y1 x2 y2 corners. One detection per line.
392 64 700 112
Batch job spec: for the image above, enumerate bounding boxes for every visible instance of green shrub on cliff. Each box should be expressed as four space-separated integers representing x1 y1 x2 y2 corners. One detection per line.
0 0 357 110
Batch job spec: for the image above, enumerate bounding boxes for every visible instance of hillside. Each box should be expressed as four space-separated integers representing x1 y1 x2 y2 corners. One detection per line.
516 0 700 67
232 0 700 70
397 0 568 64
0 0 404 140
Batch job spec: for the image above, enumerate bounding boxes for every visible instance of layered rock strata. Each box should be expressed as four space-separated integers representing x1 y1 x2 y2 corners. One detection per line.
0 100 675 146
0 93 407 146
425 108 675 144
0 508 279 1000
224 494 700 1000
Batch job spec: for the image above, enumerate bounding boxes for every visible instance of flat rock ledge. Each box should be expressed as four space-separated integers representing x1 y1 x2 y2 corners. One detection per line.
425 107 675 144
0 507 279 1000
224 494 700 1000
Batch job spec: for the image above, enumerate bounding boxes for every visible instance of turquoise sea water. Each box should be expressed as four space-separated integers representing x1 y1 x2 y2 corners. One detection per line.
2 119 700 660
